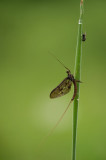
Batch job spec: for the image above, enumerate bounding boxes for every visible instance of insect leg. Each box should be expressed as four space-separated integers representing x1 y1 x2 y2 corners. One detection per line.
75 80 83 83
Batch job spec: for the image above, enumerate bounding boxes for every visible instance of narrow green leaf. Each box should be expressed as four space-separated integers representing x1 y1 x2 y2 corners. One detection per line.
72 0 84 160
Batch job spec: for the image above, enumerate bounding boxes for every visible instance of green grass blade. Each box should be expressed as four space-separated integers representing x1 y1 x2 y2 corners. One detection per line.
72 1 84 160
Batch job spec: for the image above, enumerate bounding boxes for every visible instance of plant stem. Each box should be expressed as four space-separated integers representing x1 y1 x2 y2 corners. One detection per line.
72 1 84 160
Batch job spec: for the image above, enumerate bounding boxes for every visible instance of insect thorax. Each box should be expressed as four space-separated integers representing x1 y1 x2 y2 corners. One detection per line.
67 72 74 81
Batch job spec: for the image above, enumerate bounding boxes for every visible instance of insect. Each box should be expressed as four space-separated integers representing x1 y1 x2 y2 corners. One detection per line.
82 33 86 41
48 54 81 136
50 55 81 102
38 55 82 147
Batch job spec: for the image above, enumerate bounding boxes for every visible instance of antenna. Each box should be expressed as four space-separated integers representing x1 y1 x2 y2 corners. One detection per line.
49 51 70 71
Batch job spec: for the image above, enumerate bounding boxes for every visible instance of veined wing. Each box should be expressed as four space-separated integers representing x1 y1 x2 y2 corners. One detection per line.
50 77 72 98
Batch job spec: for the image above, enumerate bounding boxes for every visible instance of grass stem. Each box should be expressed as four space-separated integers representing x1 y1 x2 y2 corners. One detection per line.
72 1 84 160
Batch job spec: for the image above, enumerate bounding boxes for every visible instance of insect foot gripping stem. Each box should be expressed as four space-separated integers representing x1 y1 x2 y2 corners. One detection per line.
76 80 83 83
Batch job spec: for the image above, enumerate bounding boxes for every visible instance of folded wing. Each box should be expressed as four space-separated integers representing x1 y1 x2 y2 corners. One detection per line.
50 77 72 98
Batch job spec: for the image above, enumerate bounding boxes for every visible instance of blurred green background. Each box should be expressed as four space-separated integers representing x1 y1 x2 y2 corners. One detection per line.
0 0 106 160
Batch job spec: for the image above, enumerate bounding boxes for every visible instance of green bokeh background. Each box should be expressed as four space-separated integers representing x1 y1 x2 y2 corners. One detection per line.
0 0 106 160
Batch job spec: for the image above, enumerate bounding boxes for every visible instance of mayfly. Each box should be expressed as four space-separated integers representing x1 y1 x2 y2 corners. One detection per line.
38 54 81 148
50 53 81 101
50 69 77 101
49 54 81 134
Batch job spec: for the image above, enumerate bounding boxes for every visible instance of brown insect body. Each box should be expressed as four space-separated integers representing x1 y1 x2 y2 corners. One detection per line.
50 70 77 101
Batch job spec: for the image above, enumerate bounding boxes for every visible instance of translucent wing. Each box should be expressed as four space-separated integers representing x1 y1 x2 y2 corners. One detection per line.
50 77 72 98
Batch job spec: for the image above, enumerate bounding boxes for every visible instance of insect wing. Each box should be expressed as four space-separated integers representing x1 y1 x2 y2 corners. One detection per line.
50 77 72 98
